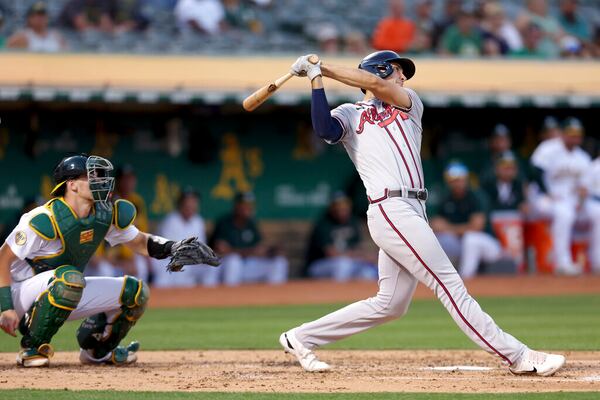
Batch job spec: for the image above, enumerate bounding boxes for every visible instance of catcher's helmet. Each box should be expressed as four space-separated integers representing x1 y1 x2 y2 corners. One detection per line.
359 50 416 82
51 154 89 195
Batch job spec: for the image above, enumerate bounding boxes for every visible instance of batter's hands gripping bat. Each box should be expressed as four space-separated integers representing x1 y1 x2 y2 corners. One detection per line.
242 55 320 112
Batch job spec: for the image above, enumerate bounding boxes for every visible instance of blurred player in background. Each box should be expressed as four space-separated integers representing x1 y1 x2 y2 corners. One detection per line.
581 147 600 273
100 164 150 281
211 192 288 286
305 192 376 282
530 117 592 274
151 188 218 287
432 162 502 278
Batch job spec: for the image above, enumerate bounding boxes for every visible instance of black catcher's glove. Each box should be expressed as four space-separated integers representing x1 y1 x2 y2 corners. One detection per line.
166 237 221 272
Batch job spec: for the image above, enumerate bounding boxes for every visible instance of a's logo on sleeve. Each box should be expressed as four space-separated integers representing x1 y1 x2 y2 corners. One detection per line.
15 231 27 246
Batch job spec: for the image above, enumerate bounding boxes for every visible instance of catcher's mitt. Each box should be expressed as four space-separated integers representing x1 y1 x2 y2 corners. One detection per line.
166 237 221 272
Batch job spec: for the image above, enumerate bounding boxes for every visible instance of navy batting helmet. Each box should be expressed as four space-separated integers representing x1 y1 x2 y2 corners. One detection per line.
358 50 416 92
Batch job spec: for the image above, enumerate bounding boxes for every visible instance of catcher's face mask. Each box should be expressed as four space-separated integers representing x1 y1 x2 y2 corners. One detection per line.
86 155 115 209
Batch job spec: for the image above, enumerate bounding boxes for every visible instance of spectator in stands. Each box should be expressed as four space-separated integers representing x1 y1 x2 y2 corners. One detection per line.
344 30 369 55
431 0 462 49
211 191 288 286
305 192 376 282
593 27 600 57
60 0 116 33
515 0 562 57
557 0 590 44
480 1 522 56
0 8 5 49
223 0 262 34
431 162 501 278
314 23 339 54
558 34 589 58
174 0 225 35
439 7 483 57
112 0 149 32
409 0 435 54
581 149 600 273
530 117 592 275
509 22 550 58
7 2 66 52
371 0 415 53
151 188 218 287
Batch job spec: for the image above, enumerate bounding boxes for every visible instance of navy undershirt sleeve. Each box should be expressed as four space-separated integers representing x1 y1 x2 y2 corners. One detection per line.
311 88 343 142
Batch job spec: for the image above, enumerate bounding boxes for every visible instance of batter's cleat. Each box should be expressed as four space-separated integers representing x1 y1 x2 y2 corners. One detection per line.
16 343 54 368
79 341 140 366
279 330 330 372
509 349 566 377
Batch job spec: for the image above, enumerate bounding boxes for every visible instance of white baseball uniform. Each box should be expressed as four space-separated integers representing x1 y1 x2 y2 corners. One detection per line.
6 205 139 320
581 157 600 271
530 137 591 270
292 88 527 365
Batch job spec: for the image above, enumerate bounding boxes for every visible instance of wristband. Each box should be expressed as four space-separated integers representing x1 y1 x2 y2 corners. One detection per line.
0 286 14 312
147 235 174 260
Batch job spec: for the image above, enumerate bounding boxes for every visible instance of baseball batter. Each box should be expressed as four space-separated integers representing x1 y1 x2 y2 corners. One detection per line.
0 154 220 367
279 51 565 376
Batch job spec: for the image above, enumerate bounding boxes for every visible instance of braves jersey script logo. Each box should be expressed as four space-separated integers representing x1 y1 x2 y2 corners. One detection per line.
356 104 409 134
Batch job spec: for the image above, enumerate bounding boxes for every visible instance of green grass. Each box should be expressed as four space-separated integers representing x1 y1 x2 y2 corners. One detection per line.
0 295 598 352
2 391 600 400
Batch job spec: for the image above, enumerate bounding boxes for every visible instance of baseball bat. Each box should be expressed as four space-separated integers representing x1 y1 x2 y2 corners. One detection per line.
242 55 320 112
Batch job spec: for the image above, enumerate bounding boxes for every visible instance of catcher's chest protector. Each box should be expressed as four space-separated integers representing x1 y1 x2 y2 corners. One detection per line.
27 198 113 274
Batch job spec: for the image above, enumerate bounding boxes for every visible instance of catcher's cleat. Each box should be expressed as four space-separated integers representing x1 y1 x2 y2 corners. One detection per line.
16 343 54 368
79 341 140 366
509 349 565 377
279 330 330 372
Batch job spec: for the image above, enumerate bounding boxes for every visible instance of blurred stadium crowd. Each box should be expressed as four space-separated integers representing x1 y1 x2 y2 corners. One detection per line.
0 0 599 57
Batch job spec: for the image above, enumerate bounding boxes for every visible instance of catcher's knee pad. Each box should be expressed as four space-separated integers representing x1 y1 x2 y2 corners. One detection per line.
21 266 85 349
76 276 149 359
120 275 149 321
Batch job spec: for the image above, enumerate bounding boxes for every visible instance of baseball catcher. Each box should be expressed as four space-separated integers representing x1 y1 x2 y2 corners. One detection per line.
0 154 220 367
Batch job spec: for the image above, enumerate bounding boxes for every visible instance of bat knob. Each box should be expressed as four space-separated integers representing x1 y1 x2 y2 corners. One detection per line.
308 54 320 64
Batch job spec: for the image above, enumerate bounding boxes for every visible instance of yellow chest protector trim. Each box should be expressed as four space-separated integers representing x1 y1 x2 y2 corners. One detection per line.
29 213 58 241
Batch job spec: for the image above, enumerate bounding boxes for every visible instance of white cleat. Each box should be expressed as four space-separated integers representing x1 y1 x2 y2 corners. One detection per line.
279 330 331 372
509 349 566 377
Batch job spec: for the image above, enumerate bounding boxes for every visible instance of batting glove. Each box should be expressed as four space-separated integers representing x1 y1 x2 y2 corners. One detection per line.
291 54 321 80
290 55 309 77
306 62 322 81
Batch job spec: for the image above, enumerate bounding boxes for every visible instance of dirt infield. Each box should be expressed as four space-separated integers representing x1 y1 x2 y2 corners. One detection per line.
1 350 599 393
1 277 598 394
149 275 600 308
